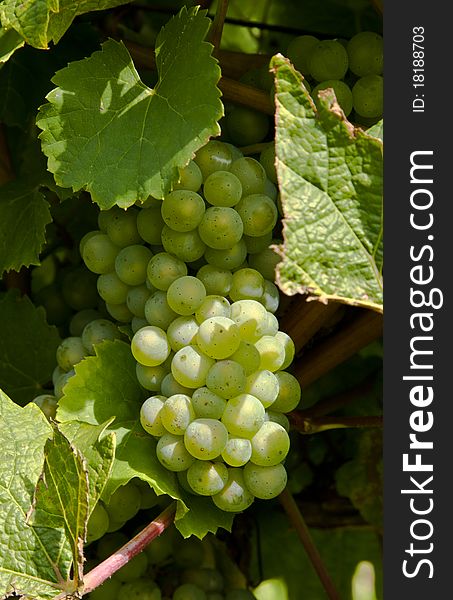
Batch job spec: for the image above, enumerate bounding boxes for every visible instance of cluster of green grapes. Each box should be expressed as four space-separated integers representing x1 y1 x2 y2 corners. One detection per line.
221 29 383 148
87 523 257 600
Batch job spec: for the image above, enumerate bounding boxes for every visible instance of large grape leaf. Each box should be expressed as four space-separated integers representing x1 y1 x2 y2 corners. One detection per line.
0 0 128 50
0 390 72 600
57 341 234 538
0 25 24 66
36 7 223 209
0 180 52 275
0 291 60 404
272 54 383 312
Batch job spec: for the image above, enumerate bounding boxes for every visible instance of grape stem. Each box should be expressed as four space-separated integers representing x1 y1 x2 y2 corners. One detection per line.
72 502 176 597
294 309 383 387
279 488 341 600
209 0 229 54
289 414 383 434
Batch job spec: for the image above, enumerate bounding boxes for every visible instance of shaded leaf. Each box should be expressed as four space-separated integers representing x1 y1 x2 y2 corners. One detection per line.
0 25 24 66
272 54 383 311
37 7 223 209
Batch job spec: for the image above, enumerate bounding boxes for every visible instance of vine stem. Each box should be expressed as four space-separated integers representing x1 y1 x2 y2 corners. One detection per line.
209 0 229 54
279 489 341 600
78 503 176 596
289 414 383 434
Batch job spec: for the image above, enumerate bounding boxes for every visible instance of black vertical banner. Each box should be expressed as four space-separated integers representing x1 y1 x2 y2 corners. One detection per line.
384 1 452 596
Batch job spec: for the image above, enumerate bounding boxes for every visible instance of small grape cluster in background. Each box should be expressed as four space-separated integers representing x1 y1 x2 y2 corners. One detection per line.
222 30 383 149
33 139 301 514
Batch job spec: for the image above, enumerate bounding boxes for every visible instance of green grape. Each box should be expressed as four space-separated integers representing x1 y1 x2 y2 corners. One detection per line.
312 79 353 116
105 481 142 523
82 233 119 274
145 527 174 564
184 418 228 460
352 75 383 118
162 190 205 232
131 326 170 366
157 433 195 471
196 265 232 296
347 31 383 76
244 232 272 255
137 205 165 245
235 194 277 237
255 335 285 371
226 106 269 146
126 285 150 318
173 535 205 568
98 206 121 232
182 569 224 593
243 463 287 499
204 239 248 271
272 371 301 412
52 365 64 387
187 461 228 495
221 393 265 438
167 276 206 316
137 195 162 208
161 226 206 263
223 142 243 161
250 421 290 466
132 316 148 333
225 589 256 600
229 341 261 376
144 291 178 329
54 369 75 399
173 583 207 600
260 280 279 313
198 207 244 250
89 578 122 600
96 531 128 559
247 242 281 280
229 268 264 302
244 370 279 408
171 345 215 388
147 252 188 291
161 373 192 397
221 437 252 467
106 208 142 247
194 140 234 179
196 317 241 360
212 468 254 512
264 179 277 203
62 267 98 311
117 578 161 600
230 299 268 342
86 502 110 545
167 316 199 352
191 387 227 419
286 34 319 75
309 40 349 81
203 171 242 207
33 394 57 420
56 336 86 371
106 302 134 323
259 144 277 185
97 272 129 305
275 331 295 370
206 360 246 399
114 552 148 583
140 395 167 436
256 312 279 337
69 309 101 337
229 157 267 196
79 231 99 257
115 245 153 286
161 394 196 435
174 160 203 192
136 363 168 392
265 410 290 431
195 295 231 323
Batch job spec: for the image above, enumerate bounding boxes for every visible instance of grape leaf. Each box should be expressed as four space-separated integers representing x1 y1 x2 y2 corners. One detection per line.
0 0 128 50
0 291 61 404
272 54 383 312
336 429 383 531
36 6 223 209
57 340 234 538
367 119 383 142
0 25 24 66
0 390 72 600
28 428 89 589
0 180 52 275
